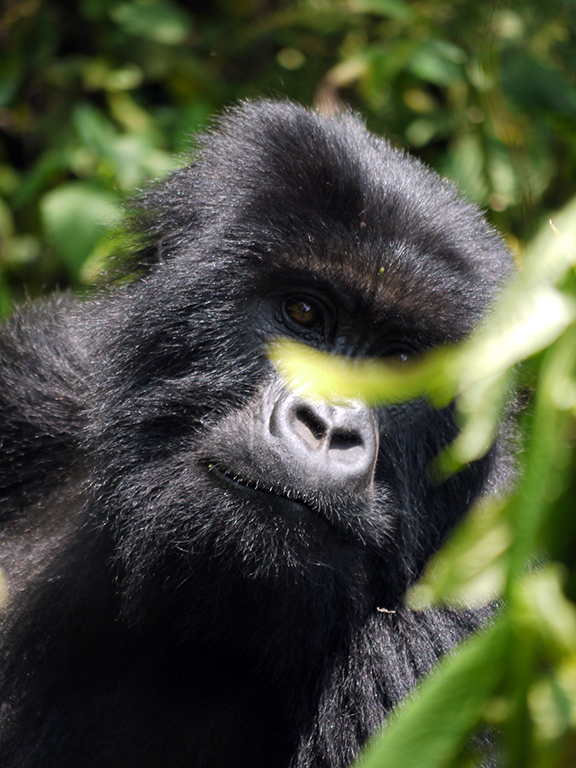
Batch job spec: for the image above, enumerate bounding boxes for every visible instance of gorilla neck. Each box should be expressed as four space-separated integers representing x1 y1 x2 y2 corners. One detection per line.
115 540 376 684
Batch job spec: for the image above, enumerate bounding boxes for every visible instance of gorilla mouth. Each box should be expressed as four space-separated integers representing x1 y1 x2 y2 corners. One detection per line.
206 462 339 534
207 462 313 510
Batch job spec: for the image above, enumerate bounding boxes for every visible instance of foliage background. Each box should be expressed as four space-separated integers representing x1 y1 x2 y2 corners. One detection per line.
1 0 575 310
2 1 576 767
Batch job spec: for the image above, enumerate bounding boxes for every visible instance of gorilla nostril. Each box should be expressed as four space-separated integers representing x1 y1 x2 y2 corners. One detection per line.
329 430 363 452
293 406 327 448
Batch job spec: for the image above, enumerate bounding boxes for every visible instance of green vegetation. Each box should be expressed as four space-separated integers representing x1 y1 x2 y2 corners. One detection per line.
2 1 576 766
1 0 575 306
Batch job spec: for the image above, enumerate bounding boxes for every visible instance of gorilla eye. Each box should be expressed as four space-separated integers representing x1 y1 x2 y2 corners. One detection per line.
282 298 323 333
381 345 415 365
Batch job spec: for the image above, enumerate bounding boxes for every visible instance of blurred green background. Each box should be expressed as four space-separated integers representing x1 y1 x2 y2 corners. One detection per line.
1 0 575 312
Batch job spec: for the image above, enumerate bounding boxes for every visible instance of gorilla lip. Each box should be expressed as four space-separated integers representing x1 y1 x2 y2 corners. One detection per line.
206 461 339 533
207 461 313 510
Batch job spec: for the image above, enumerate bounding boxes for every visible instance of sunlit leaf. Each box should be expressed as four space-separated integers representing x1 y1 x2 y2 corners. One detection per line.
268 338 452 405
518 567 576 660
407 498 511 609
461 287 574 388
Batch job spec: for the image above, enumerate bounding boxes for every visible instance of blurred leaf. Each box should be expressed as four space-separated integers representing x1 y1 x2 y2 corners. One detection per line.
0 272 13 317
12 150 73 209
407 498 511 609
530 197 576 279
505 331 576 582
6 236 40 266
347 0 415 21
357 619 510 768
519 567 576 661
268 338 451 405
0 55 22 108
0 197 14 242
82 59 144 92
405 117 440 147
107 135 176 189
443 133 488 203
73 101 117 154
79 228 130 283
460 288 573 388
40 182 120 276
409 41 466 87
110 0 192 44
501 50 576 120
72 102 176 190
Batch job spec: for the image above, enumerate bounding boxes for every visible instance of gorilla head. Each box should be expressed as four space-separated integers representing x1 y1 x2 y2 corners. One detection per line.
0 100 514 768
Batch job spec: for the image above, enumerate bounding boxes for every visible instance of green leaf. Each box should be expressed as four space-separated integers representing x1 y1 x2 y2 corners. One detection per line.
347 0 416 21
0 272 13 318
409 41 466 86
12 150 73 208
0 54 22 108
519 567 576 661
407 498 511 610
110 0 192 45
73 102 117 154
267 338 453 406
40 182 120 276
442 133 488 204
358 619 510 768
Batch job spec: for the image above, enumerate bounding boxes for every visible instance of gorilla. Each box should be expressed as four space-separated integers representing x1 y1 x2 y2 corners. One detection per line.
0 100 514 768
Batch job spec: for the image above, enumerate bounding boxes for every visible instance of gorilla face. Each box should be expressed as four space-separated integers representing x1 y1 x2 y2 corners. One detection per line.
83 101 513 640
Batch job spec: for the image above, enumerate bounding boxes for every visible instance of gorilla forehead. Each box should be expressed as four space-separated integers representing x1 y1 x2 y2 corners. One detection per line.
159 101 511 316
195 101 496 249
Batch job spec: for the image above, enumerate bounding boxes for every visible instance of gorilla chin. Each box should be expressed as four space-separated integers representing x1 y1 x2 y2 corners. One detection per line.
0 99 514 768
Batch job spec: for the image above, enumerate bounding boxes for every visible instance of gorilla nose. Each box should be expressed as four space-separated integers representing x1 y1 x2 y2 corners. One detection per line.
269 392 378 494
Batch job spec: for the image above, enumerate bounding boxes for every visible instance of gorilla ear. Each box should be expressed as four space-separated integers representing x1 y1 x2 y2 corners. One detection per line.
124 165 201 271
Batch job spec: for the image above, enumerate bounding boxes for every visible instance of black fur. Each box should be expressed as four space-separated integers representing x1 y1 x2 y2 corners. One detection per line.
0 101 514 767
